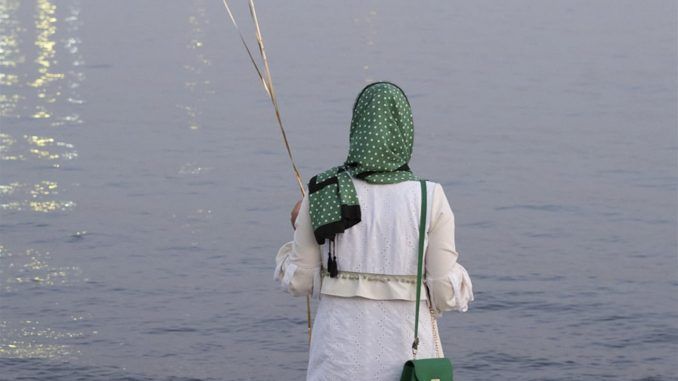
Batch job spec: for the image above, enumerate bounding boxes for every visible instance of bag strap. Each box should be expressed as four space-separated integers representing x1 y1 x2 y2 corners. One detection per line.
412 179 427 358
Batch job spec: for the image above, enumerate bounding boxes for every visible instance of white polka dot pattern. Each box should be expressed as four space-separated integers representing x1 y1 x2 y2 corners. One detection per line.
309 82 420 241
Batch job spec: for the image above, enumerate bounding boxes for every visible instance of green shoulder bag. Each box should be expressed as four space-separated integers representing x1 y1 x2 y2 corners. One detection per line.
400 180 454 381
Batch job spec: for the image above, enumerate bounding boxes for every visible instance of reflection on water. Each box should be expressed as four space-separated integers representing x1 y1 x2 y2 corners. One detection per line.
28 0 84 126
178 0 213 131
0 132 23 160
31 0 62 120
0 180 58 198
26 134 78 162
1 199 76 213
0 180 76 213
59 1 84 124
0 245 83 292
165 0 216 257
0 244 89 359
353 9 378 83
0 320 79 359
0 318 94 360
0 0 89 361
0 0 83 205
178 162 212 175
0 0 23 118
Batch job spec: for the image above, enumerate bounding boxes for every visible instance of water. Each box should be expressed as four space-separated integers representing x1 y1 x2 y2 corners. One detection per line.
0 1 676 380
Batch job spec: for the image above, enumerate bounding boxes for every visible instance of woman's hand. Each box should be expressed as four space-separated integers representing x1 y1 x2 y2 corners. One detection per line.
290 199 302 230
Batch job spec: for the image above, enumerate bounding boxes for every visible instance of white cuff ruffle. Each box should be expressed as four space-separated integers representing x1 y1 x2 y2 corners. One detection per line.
425 263 474 317
274 241 321 297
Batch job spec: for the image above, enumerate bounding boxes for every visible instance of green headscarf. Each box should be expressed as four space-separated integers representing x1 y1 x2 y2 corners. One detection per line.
308 82 418 272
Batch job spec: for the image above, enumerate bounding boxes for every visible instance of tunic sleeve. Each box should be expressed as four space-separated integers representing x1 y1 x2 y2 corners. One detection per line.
274 193 322 297
424 183 474 317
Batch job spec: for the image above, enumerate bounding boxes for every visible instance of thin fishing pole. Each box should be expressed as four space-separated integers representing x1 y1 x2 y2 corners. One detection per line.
220 0 311 344
221 0 305 197
220 0 270 96
247 0 305 197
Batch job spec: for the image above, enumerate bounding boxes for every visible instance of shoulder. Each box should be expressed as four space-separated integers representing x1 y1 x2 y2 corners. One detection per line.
421 180 443 196
424 181 454 210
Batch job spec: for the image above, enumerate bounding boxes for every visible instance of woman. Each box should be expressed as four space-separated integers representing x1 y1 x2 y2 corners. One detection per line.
274 81 474 380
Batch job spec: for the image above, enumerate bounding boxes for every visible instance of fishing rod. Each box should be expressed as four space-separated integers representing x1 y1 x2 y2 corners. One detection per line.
220 0 312 344
221 0 304 195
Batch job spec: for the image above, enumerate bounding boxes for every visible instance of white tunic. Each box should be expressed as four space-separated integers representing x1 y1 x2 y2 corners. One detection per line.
274 179 474 381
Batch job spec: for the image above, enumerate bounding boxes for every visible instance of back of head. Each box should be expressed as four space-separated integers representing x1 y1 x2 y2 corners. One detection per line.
346 82 414 173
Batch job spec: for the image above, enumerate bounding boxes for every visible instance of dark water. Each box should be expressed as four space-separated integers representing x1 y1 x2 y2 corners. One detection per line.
1 1 676 380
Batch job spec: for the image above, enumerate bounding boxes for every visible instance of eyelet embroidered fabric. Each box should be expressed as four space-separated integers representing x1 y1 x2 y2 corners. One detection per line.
307 295 439 381
274 179 473 380
329 179 434 277
305 180 441 380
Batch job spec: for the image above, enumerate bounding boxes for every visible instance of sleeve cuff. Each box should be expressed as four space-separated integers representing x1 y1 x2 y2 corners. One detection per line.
274 241 293 282
274 241 321 297
425 263 474 317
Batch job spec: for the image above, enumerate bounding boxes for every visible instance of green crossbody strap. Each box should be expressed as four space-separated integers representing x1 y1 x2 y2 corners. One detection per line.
412 179 427 357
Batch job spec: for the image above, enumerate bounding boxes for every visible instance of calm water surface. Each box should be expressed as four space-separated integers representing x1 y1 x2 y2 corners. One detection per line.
1 1 676 380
